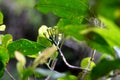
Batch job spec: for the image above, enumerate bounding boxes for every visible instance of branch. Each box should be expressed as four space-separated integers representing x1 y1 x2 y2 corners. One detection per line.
81 50 96 80
45 59 57 80
51 37 89 71
5 68 16 80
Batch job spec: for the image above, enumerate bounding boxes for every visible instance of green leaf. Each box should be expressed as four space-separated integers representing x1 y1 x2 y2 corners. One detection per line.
37 37 52 47
58 25 87 41
80 17 120 57
17 62 24 78
35 0 89 43
0 35 4 45
1 34 13 48
17 64 34 80
57 75 77 80
83 72 91 80
0 12 3 25
81 32 115 57
81 0 89 5
15 51 26 67
96 0 120 20
0 47 9 64
78 72 91 80
91 58 120 80
35 0 89 19
99 16 120 32
0 61 4 78
50 52 58 60
38 25 49 38
37 25 52 47
95 30 120 48
81 57 95 70
93 17 120 47
0 25 6 31
7 39 45 58
57 17 84 27
32 45 57 68
22 67 34 80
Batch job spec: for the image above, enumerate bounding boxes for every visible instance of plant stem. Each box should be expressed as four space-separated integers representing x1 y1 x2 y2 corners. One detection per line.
5 68 16 80
81 50 96 80
58 46 83 70
45 59 57 80
51 37 89 71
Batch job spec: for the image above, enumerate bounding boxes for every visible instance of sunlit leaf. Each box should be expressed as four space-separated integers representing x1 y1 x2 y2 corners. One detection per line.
57 75 77 80
0 47 9 64
83 32 115 56
15 51 27 79
38 25 49 38
81 57 95 70
37 25 52 47
91 58 120 80
99 16 120 33
1 34 13 48
0 35 4 45
7 39 45 58
15 51 26 66
17 62 24 78
80 16 120 57
0 12 3 25
0 25 6 31
93 17 120 47
32 45 57 68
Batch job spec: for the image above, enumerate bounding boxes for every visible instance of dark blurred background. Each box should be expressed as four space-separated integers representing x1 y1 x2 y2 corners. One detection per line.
0 0 58 40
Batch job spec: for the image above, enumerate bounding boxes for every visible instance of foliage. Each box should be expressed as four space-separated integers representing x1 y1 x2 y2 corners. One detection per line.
0 0 120 80
7 39 45 58
35 0 89 19
0 12 3 25
57 75 77 80
91 58 120 80
96 0 120 20
80 57 95 70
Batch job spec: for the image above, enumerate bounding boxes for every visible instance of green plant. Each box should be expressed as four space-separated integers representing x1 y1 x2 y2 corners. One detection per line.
0 0 120 80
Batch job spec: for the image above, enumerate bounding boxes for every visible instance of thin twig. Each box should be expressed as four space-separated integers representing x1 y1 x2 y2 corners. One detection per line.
51 37 89 71
81 50 96 80
45 59 58 80
57 46 88 70
87 50 96 69
5 68 16 80
51 59 58 70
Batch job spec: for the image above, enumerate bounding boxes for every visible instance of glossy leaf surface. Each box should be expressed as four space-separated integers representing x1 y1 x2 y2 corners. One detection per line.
7 39 45 58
